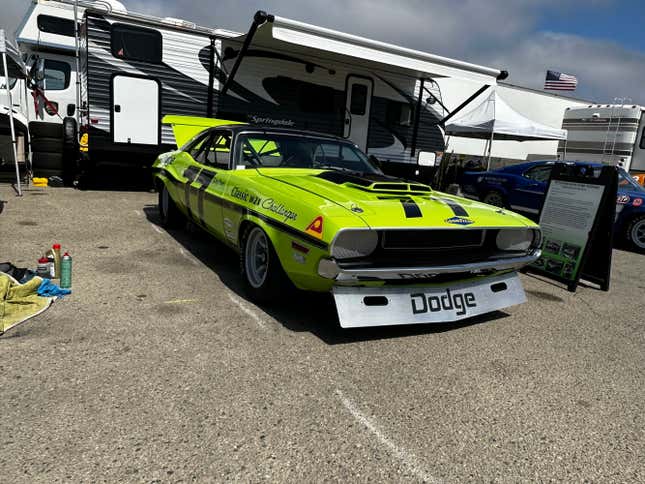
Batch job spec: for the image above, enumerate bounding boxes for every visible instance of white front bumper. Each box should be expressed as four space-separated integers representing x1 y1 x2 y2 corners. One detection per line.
332 272 526 328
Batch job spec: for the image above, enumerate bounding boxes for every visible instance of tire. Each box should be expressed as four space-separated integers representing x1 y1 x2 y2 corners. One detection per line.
158 183 183 229
625 215 645 252
29 121 62 138
32 152 64 172
482 190 506 208
240 224 291 303
31 136 63 154
62 117 78 186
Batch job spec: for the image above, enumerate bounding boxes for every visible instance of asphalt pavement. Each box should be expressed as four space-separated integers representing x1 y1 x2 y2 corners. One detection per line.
1 184 643 483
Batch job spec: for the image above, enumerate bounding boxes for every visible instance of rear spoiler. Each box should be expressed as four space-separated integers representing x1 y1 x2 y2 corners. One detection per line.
162 115 245 147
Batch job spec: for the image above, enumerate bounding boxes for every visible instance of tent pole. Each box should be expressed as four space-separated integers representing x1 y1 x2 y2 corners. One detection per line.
1 36 22 196
486 130 494 171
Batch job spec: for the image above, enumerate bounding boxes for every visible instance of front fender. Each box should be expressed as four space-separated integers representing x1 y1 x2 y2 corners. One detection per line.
239 214 334 292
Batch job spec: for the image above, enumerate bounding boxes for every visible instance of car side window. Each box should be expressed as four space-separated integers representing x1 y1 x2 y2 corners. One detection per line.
203 131 232 169
524 165 552 183
186 132 212 163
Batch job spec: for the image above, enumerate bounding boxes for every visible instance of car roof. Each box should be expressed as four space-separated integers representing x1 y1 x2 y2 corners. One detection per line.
212 124 348 142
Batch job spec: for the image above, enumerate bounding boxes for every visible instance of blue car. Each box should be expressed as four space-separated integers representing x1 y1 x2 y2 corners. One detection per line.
460 161 645 251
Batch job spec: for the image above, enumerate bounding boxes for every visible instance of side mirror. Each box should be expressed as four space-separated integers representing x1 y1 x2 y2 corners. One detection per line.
417 151 436 167
30 58 45 83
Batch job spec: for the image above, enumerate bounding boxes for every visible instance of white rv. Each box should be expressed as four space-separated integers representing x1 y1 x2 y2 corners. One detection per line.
558 104 645 177
13 0 509 183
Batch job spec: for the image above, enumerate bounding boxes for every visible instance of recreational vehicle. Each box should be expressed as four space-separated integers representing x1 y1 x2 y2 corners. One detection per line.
558 104 645 181
15 0 509 183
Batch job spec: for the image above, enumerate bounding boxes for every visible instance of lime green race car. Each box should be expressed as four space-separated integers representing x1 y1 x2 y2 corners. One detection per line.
152 117 541 328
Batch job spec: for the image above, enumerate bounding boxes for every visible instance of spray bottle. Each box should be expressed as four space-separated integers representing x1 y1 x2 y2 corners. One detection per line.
60 252 72 289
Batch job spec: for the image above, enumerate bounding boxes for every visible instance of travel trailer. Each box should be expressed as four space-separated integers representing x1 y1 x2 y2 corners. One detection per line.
14 0 508 182
558 103 645 178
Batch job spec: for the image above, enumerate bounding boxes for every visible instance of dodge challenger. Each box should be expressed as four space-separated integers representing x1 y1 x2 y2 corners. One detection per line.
152 117 542 328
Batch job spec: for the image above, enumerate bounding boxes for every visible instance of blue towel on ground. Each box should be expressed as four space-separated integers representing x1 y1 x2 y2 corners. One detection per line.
37 279 71 298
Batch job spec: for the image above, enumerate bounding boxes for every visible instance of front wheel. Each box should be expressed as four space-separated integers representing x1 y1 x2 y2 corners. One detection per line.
482 190 506 208
626 215 645 252
158 183 183 229
240 225 291 303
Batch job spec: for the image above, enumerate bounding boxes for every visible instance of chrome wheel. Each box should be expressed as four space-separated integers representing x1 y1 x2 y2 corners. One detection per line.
483 191 505 208
244 227 269 288
630 218 645 249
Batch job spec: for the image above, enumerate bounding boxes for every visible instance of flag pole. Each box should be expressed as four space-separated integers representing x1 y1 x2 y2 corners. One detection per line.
0 29 22 196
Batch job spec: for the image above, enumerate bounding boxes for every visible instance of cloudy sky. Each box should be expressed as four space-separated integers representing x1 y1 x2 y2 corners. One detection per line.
2 0 644 103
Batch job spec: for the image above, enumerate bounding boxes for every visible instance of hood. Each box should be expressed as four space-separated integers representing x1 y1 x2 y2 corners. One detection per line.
258 168 535 229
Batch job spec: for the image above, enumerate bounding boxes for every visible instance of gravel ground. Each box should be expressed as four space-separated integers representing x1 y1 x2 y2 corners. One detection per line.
1 184 644 483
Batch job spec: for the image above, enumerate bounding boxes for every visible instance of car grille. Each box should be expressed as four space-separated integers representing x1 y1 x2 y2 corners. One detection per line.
336 229 517 269
381 229 485 250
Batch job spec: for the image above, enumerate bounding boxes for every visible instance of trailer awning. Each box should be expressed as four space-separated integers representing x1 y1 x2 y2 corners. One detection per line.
228 14 503 85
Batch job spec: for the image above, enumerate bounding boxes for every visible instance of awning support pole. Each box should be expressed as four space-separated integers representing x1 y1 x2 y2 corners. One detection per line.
220 11 273 97
206 37 215 117
439 85 490 126
1 31 22 196
410 78 425 158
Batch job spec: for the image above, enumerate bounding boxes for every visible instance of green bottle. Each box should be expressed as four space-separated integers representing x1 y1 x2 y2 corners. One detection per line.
60 252 72 289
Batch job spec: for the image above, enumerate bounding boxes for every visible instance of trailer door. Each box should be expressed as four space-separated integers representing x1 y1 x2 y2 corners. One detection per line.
112 75 159 145
344 76 373 150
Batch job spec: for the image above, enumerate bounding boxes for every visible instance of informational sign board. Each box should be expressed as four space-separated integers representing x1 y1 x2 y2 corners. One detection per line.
527 163 617 292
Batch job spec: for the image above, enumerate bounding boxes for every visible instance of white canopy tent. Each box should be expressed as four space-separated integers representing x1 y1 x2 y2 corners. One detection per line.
444 88 567 168
0 29 28 195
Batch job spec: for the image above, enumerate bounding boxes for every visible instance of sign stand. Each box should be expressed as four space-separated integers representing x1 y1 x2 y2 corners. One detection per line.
525 163 617 292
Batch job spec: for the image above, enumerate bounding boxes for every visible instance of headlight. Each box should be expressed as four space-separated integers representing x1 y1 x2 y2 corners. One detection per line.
331 230 379 259
496 229 536 251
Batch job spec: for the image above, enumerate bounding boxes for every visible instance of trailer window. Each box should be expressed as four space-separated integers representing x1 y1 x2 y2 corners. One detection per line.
37 15 76 37
640 127 645 149
349 84 368 115
111 24 162 64
43 60 71 91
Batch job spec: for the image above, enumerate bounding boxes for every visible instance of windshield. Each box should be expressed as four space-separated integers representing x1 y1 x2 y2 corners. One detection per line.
0 77 17 90
235 133 381 174
619 169 645 192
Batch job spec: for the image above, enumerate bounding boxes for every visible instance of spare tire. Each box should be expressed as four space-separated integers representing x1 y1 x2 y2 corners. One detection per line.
32 151 64 173
31 136 63 154
29 121 62 139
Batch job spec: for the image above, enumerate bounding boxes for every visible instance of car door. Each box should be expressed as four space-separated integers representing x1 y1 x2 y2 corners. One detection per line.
189 129 234 238
510 164 553 215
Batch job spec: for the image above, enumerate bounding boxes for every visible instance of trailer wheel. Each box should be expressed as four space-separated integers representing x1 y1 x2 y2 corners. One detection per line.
626 215 645 252
240 224 290 303
482 190 507 208
158 183 183 229
62 117 78 186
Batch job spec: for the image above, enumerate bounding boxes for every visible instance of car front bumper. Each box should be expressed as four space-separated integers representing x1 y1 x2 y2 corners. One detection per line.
318 250 541 281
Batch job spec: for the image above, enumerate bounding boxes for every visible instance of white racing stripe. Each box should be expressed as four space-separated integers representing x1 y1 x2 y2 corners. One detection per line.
336 389 440 484
227 293 268 331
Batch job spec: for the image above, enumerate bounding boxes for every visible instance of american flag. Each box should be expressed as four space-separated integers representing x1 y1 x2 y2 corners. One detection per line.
544 70 578 91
